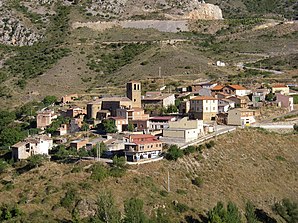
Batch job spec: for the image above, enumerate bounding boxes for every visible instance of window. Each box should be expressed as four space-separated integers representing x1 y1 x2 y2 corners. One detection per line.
206 107 208 111
213 107 215 111
134 84 136 90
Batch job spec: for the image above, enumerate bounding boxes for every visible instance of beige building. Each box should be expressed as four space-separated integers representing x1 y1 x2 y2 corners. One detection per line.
61 94 79 104
124 134 162 162
141 92 175 110
271 84 290 95
12 135 53 160
163 117 204 142
189 96 218 121
227 108 256 126
36 110 57 129
87 81 142 119
126 81 142 108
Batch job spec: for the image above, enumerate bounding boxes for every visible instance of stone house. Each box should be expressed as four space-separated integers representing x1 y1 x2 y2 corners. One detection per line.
189 96 218 121
36 110 57 129
276 93 294 111
12 135 53 160
227 108 256 126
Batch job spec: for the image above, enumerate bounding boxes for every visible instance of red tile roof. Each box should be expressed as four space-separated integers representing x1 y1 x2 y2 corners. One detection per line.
190 96 217 101
228 85 247 90
272 84 288 88
211 85 225 90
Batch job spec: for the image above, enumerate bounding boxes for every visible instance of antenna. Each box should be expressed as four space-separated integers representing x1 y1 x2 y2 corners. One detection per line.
167 170 170 192
159 67 161 78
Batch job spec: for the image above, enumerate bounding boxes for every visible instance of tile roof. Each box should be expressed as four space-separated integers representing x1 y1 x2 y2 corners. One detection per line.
211 85 225 90
228 85 247 90
190 96 217 101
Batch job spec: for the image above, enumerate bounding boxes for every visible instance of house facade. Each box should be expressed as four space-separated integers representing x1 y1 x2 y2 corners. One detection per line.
149 116 176 131
189 96 218 121
124 134 162 162
36 110 57 129
222 85 251 96
271 84 290 95
276 93 294 111
12 135 53 160
227 109 256 126
163 117 204 142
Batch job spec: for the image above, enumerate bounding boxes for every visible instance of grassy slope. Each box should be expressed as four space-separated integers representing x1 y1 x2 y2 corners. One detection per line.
0 129 297 221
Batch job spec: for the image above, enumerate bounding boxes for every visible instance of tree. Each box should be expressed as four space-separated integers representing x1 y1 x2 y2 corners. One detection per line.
245 201 259 223
128 123 134 132
90 163 108 182
124 198 148 223
96 192 121 223
273 199 298 223
27 154 48 169
110 156 127 178
294 124 298 132
226 202 242 223
0 160 8 174
42 95 57 106
81 123 89 131
0 110 16 131
166 104 178 113
207 201 242 223
165 145 183 161
97 119 117 133
0 128 26 147
265 92 275 101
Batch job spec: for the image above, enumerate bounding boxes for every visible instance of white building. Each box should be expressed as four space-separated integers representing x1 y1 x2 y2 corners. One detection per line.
12 135 53 160
149 116 176 131
163 117 204 142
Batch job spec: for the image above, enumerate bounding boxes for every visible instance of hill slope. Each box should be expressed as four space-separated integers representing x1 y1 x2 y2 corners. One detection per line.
0 129 297 222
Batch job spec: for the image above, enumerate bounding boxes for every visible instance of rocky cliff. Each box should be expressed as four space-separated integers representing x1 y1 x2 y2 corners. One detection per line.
187 3 223 20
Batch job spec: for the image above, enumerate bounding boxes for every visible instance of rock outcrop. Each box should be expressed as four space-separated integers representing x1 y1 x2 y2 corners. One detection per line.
188 3 223 20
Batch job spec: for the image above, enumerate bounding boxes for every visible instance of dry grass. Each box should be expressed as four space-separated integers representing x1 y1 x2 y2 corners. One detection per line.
0 128 297 221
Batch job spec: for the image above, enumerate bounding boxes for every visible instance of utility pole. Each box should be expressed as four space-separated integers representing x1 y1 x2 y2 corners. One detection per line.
96 143 100 161
167 170 170 192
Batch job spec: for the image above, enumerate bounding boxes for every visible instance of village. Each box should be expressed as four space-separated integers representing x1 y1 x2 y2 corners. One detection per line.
11 80 298 164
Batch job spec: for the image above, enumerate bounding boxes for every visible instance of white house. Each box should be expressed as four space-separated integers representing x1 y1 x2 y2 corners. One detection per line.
12 135 53 160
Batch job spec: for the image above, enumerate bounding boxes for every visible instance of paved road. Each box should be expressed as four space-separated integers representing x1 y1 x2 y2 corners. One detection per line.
251 123 294 129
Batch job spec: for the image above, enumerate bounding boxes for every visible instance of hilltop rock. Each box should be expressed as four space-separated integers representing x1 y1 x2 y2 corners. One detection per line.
188 3 223 20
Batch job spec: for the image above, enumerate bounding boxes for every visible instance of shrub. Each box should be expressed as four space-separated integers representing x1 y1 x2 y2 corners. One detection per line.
184 146 196 155
205 140 215 149
173 202 190 213
159 190 169 197
165 145 183 161
60 188 77 209
176 189 187 195
273 199 298 223
90 163 108 182
192 176 203 187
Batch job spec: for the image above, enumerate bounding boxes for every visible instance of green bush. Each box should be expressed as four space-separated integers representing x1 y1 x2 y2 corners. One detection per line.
192 176 203 187
176 189 187 195
173 202 190 213
273 199 298 223
60 188 77 209
90 163 109 182
165 145 183 161
184 145 196 155
159 190 169 197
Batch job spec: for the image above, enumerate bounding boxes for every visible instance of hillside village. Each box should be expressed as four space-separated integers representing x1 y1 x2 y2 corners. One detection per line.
11 80 298 164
